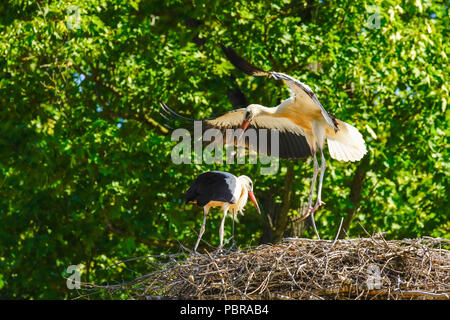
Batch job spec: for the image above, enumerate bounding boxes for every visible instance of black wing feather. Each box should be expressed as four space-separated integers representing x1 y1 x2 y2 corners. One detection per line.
161 103 311 159
208 122 311 159
220 45 270 77
184 171 238 207
221 45 339 131
279 130 311 159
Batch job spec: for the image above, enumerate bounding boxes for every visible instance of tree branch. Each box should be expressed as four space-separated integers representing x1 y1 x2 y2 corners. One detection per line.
339 155 370 238
103 214 177 250
273 163 295 243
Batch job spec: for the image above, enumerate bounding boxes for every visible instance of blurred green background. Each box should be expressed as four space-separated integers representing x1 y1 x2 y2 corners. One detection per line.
0 0 448 299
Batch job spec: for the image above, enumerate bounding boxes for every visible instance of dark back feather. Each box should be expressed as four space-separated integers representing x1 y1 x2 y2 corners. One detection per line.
184 171 238 207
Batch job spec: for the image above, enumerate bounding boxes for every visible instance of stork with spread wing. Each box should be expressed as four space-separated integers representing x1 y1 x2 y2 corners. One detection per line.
162 46 367 235
217 46 367 223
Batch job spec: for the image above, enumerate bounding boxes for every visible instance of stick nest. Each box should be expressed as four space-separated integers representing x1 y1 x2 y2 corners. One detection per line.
83 236 450 300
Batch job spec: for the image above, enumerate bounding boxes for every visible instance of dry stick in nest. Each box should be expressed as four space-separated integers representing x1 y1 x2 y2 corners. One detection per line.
78 236 450 300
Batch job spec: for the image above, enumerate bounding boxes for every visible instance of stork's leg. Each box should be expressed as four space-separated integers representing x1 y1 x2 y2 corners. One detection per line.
231 213 235 245
307 148 327 239
296 150 319 222
218 206 229 250
194 207 209 253
308 150 320 210
314 147 327 210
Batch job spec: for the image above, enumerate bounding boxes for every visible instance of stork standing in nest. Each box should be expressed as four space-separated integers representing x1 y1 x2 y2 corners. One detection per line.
184 171 261 252
162 47 367 237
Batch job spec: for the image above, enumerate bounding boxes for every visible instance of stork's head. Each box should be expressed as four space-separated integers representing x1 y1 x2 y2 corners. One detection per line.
238 175 261 214
241 104 264 131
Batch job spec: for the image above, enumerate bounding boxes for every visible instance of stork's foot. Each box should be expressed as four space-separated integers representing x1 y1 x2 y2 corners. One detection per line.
295 200 326 223
295 207 313 223
313 200 326 211
217 247 228 256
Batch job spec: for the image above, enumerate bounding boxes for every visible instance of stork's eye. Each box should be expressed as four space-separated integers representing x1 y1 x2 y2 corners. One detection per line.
244 111 250 120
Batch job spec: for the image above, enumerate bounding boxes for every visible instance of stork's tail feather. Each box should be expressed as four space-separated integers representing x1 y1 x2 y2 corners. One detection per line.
327 121 367 162
183 186 197 204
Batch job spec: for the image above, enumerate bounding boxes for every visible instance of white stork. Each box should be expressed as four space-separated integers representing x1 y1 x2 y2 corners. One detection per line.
162 47 367 236
215 46 368 223
184 171 261 252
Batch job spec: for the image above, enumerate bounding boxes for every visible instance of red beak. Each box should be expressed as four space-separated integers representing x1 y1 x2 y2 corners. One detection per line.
241 120 250 131
248 191 261 215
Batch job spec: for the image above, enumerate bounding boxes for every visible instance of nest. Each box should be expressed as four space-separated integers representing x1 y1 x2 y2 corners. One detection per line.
82 236 450 300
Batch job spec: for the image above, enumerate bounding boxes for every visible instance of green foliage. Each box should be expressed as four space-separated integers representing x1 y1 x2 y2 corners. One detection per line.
0 0 448 299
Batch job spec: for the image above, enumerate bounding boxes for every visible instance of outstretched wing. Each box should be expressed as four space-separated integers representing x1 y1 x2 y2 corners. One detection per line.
221 45 338 131
205 111 312 159
220 44 271 77
203 108 247 128
160 103 311 159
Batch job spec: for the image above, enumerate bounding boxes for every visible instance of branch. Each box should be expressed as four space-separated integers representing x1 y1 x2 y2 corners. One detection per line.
339 155 370 238
273 163 295 243
103 213 177 250
71 63 168 135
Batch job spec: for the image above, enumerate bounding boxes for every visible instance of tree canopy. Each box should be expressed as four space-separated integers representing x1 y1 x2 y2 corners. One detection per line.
0 0 448 299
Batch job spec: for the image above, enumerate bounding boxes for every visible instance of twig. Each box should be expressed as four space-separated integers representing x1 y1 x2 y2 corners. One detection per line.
310 212 320 240
329 217 344 250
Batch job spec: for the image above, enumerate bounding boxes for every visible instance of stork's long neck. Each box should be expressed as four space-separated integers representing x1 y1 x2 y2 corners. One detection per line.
235 187 248 214
231 177 249 216
255 105 280 116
